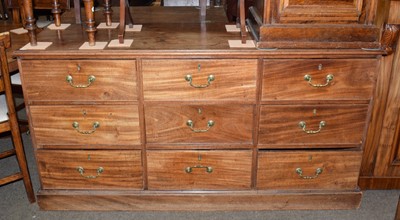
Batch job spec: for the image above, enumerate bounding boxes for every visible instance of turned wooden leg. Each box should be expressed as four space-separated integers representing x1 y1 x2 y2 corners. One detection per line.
83 0 96 46
118 0 125 43
199 0 206 20
21 0 37 46
11 8 21 24
239 0 246 44
52 0 62 26
125 0 133 28
74 0 82 24
103 0 112 26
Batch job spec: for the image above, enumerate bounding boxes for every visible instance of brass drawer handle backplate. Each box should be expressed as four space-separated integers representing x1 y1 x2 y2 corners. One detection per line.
185 74 215 88
185 165 213 173
66 75 96 88
76 166 104 179
298 121 326 134
186 119 215 133
72 121 100 134
304 74 334 88
295 167 323 179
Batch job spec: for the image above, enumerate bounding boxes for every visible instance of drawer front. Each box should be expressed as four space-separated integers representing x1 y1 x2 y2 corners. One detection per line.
142 59 257 101
262 59 377 101
20 60 137 102
147 150 252 190
258 105 368 147
30 105 140 147
257 151 362 190
37 150 143 189
145 104 253 144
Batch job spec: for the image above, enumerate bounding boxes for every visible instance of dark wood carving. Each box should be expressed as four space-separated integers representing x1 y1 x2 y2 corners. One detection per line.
381 24 400 55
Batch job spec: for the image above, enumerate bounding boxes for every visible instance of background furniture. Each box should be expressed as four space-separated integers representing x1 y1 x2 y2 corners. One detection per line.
246 0 387 49
360 0 400 189
0 31 34 203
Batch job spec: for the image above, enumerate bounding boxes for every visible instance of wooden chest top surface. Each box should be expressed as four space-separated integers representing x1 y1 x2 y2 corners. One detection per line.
13 7 385 58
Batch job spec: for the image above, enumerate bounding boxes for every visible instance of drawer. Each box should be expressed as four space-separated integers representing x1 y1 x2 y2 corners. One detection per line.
147 150 252 190
145 104 253 144
20 60 137 102
142 59 257 101
258 104 368 147
37 150 143 189
257 150 362 190
29 105 140 147
262 59 377 101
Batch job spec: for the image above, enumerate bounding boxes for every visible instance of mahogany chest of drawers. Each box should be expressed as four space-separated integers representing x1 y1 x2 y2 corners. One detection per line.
14 7 386 210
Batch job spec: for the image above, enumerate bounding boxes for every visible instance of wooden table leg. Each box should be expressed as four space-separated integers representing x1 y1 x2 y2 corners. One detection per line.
103 0 112 26
118 0 125 43
52 0 62 27
74 0 82 24
199 0 206 21
125 0 133 28
83 0 96 46
239 0 246 44
21 0 37 46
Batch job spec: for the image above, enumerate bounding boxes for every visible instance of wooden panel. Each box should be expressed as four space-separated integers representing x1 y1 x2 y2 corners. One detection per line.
262 59 377 101
36 190 362 210
145 104 254 144
30 105 140 147
389 1 400 24
360 53 392 178
142 59 257 101
275 0 362 23
37 150 143 189
257 24 380 49
359 177 400 189
147 150 252 190
258 104 368 147
257 151 362 190
372 33 400 177
20 60 137 102
33 0 69 9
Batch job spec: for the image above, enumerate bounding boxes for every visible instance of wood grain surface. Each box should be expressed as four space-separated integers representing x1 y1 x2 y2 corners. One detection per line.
145 104 254 144
142 59 257 101
29 105 141 147
147 150 252 190
258 104 369 146
262 59 377 101
37 150 143 189
20 60 137 102
257 150 362 190
36 190 362 210
275 0 362 23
